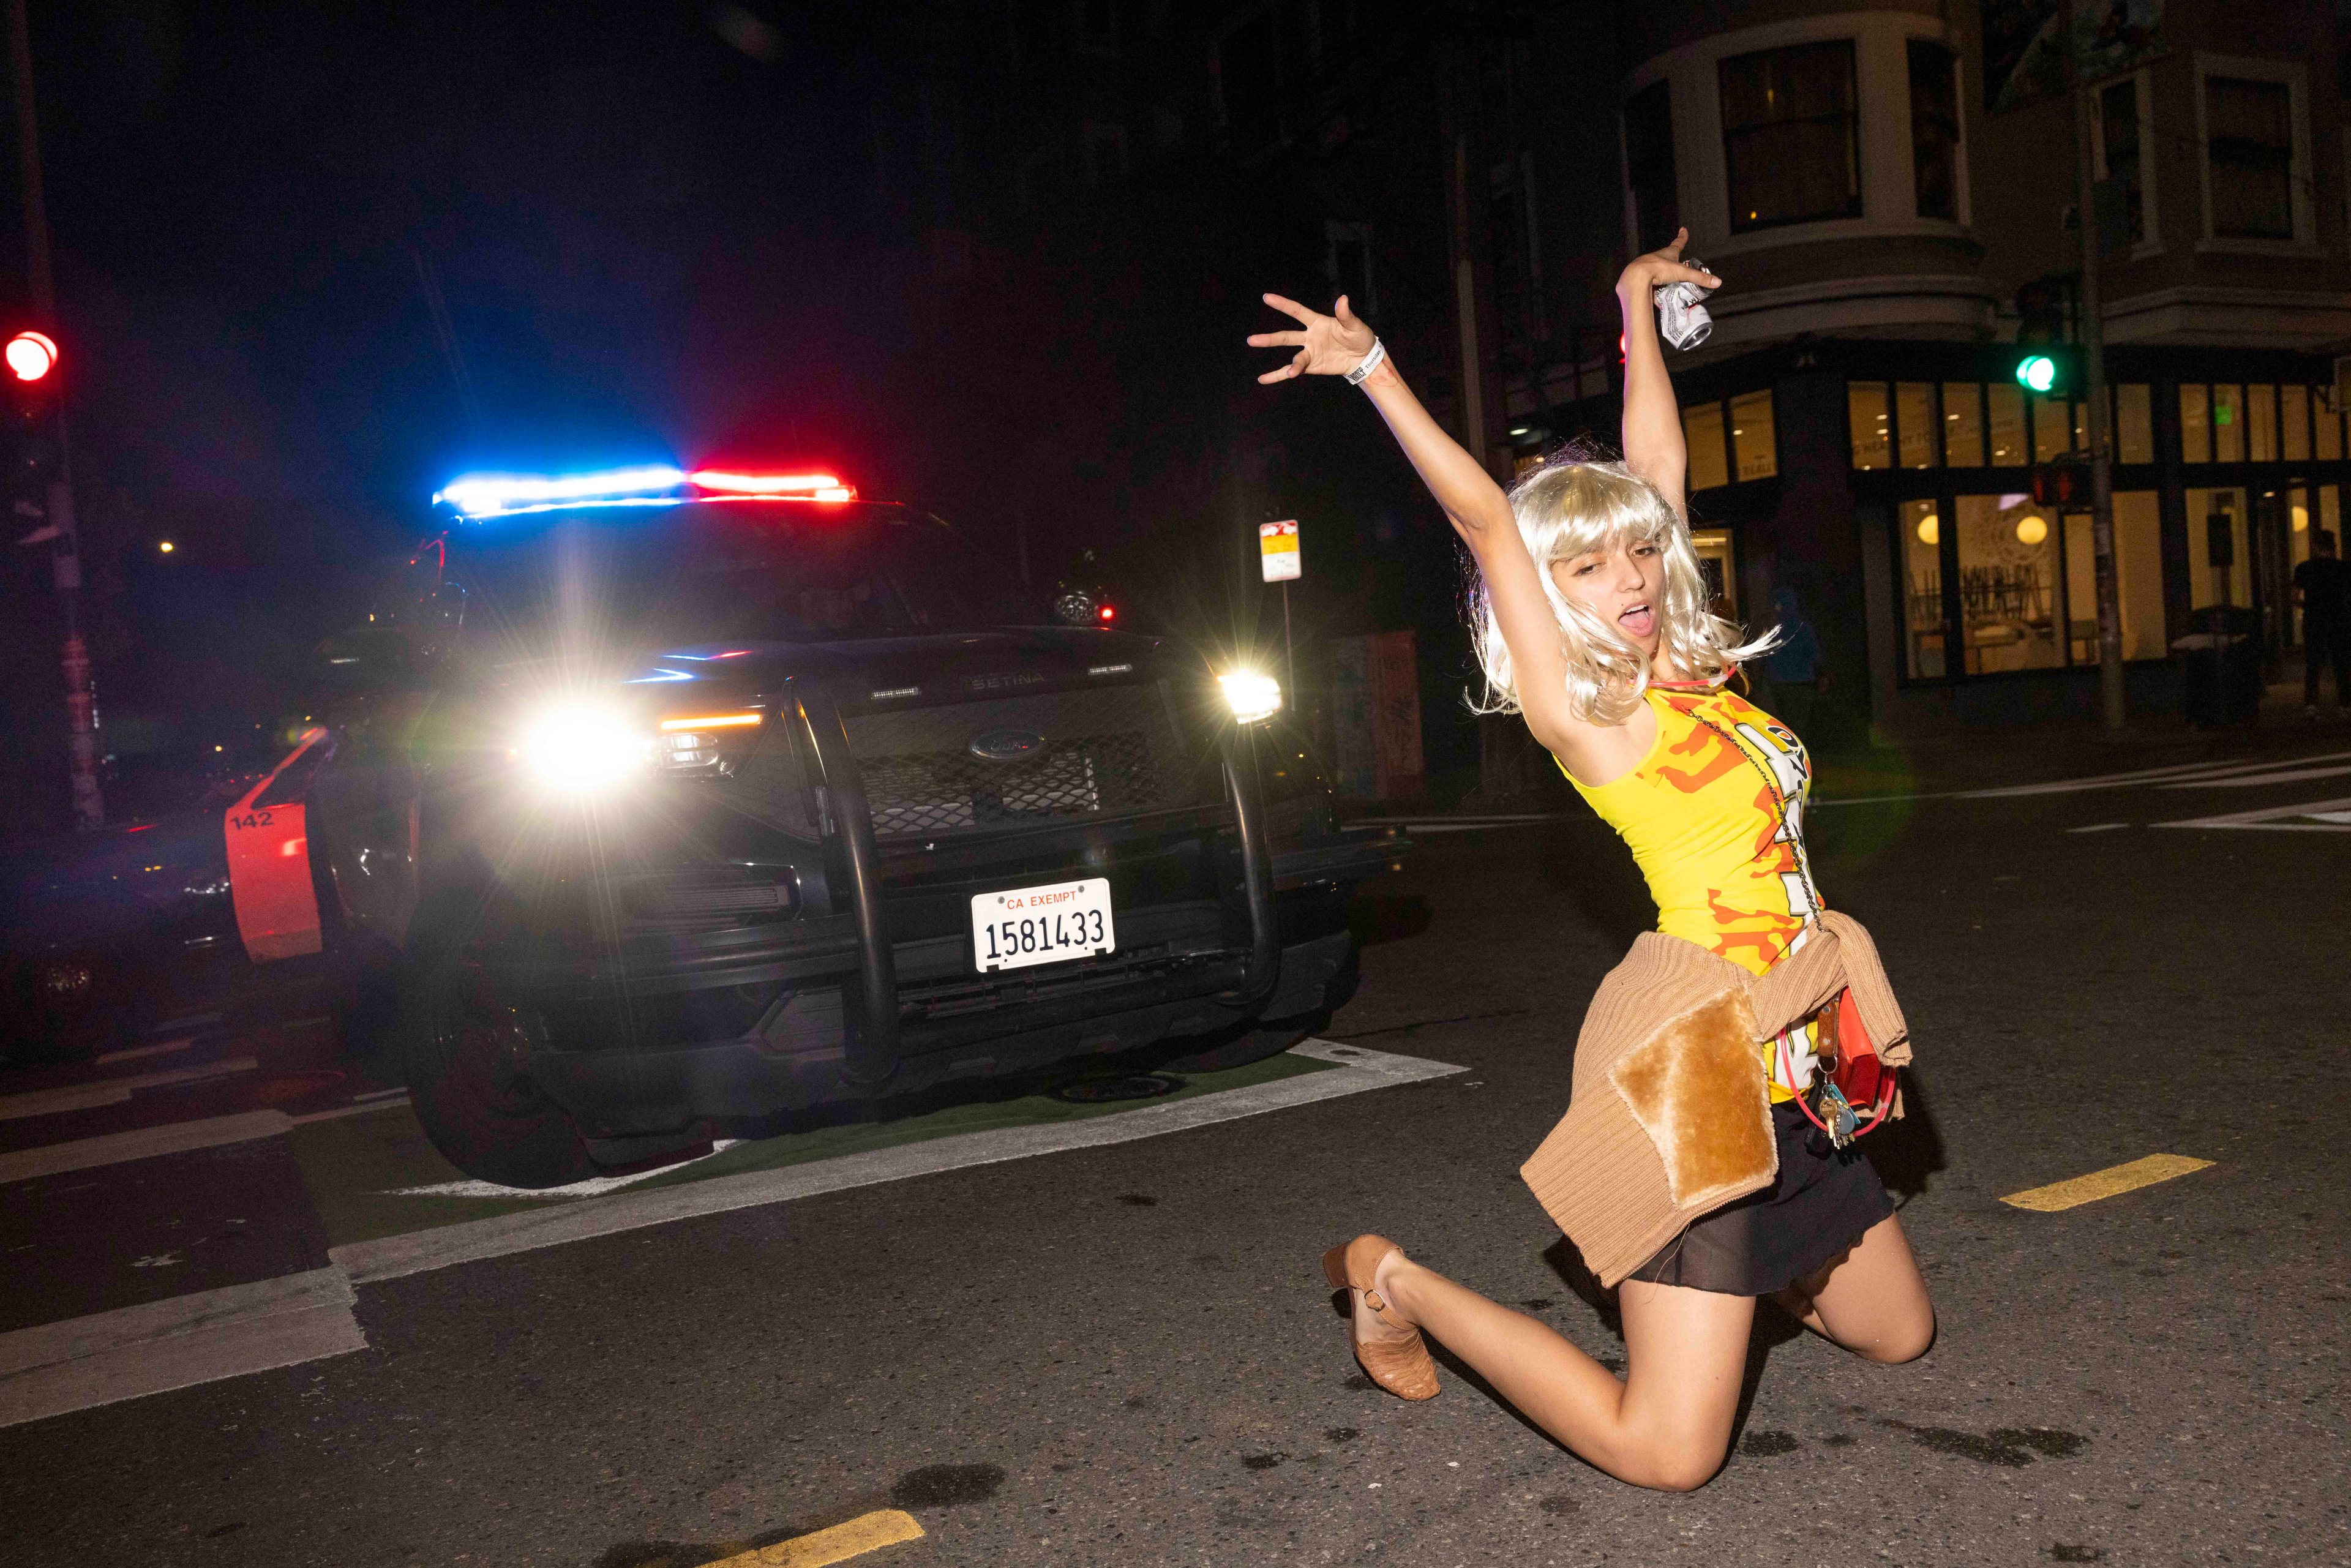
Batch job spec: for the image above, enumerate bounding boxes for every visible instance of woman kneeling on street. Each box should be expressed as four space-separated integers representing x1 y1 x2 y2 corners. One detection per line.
1250 229 1937 1493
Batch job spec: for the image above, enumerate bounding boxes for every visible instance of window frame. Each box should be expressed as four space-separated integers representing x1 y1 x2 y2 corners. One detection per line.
1905 39 1960 223
1718 39 1865 234
2192 53 2317 254
2089 69 2161 258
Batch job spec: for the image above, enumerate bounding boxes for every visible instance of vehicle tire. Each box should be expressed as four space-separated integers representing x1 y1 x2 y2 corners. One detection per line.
1156 1009 1330 1075
395 887 594 1190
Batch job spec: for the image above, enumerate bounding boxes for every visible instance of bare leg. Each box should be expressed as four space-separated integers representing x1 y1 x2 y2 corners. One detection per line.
1369 1251 1753 1491
1769 1214 1935 1363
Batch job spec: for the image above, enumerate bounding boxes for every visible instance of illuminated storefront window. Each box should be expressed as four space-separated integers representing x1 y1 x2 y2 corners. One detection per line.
2213 384 2244 462
2187 487 2251 609
1897 383 1937 467
2281 384 2309 461
1943 382 1984 467
2246 384 2278 462
1899 498 1946 678
2180 384 2211 463
2115 384 2153 464
2063 493 2167 664
1682 400 1728 492
2032 394 2070 462
1955 495 2063 673
1730 390 1777 480
1987 383 2025 464
1849 382 1891 470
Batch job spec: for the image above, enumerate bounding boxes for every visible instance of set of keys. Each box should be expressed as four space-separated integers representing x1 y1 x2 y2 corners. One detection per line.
1805 1079 1862 1149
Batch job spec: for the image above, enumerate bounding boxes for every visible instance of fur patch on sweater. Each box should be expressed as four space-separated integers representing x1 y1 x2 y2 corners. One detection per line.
1608 989 1777 1211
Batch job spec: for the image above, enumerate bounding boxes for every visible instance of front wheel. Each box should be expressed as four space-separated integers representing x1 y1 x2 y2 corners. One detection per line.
395 888 593 1190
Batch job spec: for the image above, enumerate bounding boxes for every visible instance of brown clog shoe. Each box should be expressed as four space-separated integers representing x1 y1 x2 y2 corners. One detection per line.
1321 1234 1439 1401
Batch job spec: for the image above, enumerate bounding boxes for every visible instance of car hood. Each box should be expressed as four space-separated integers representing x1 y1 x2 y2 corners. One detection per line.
623 627 1184 714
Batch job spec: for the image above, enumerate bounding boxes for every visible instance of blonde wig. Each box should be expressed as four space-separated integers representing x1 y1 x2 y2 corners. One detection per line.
1467 456 1777 727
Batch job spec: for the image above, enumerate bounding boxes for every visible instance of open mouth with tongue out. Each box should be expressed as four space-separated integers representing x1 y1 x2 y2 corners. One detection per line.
1618 602 1656 640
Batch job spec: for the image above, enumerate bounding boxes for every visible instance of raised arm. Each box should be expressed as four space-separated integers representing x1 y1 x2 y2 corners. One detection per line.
1249 294 1599 769
1616 229 1719 519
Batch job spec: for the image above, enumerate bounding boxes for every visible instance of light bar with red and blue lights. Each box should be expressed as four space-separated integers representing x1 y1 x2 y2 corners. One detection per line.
435 466 858 519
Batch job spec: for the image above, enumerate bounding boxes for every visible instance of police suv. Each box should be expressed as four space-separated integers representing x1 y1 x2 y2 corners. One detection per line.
301 466 1402 1185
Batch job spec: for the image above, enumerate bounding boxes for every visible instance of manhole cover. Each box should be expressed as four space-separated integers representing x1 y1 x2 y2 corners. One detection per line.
1052 1073 1182 1104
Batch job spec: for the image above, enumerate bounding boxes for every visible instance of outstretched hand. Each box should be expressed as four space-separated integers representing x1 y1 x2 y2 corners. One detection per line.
1618 226 1719 298
1247 293 1378 384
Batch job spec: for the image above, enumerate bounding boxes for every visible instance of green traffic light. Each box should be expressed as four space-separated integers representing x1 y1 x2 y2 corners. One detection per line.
2016 354 2058 394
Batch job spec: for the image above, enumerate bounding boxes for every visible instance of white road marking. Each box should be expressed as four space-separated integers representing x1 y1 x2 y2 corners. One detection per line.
0 1058 259 1123
334 1041 1463 1285
1955 751 2351 799
0 1044 1461 1420
2066 822 2131 833
1811 749 2351 808
0 1266 365 1429
352 1086 410 1102
0 1110 292 1185
287 1097 413 1125
2156 762 2351 790
390 1139 746 1199
2153 794 2351 832
90 1039 195 1067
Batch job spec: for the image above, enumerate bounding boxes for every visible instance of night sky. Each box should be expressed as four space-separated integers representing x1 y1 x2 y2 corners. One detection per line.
1 1 1468 827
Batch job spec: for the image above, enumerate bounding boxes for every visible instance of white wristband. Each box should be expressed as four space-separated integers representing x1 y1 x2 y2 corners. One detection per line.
1343 337 1387 386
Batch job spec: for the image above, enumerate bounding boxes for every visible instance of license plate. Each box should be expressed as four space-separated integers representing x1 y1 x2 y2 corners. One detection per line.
970 877 1116 973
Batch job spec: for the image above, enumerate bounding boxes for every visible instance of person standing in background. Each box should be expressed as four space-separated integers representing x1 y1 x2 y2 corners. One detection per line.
2295 530 2350 719
1754 585 1828 737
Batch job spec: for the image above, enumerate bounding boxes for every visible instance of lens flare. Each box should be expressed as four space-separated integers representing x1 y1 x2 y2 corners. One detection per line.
1220 670 1283 724
519 707 647 792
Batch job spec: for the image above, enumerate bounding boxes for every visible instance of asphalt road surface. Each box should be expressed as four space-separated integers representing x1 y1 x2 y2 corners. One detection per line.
2 728 2346 1567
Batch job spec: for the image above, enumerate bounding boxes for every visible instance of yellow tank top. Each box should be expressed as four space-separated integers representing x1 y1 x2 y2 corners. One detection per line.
1561 681 1824 1101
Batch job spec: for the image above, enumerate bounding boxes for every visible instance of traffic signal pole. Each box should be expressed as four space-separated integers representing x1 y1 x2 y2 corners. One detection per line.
2066 0 2127 732
7 0 103 827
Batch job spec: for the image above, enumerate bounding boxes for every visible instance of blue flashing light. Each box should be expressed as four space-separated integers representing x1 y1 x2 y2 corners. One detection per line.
624 668 698 684
435 465 687 519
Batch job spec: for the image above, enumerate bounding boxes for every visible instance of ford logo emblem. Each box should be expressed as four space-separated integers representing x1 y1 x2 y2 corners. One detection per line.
968 727 1046 762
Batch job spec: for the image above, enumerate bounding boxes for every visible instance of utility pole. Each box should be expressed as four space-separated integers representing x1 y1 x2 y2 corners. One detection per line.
2065 0 2127 731
7 0 103 825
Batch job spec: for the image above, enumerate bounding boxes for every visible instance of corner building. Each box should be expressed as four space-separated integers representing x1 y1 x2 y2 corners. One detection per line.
1607 0 2350 724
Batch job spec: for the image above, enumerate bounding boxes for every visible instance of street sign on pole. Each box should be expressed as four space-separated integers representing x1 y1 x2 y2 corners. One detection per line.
1259 520 1301 730
1258 520 1300 582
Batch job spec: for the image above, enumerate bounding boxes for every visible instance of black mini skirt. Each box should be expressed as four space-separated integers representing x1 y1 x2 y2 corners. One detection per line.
1625 1100 1894 1297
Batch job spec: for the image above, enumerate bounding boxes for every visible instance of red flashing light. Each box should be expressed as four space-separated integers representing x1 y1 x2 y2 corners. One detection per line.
689 470 857 503
6 331 58 383
1098 604 1116 621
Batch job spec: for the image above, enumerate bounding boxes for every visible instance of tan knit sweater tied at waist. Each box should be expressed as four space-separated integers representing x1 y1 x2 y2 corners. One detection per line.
1518 910 1913 1288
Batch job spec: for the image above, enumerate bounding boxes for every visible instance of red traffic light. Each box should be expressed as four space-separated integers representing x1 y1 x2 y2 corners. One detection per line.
6 331 58 384
1098 604 1116 621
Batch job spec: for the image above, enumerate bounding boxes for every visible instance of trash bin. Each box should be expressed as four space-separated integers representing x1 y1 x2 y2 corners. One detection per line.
2172 604 2262 727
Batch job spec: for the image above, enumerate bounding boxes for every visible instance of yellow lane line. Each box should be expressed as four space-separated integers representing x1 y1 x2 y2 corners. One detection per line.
712 1510 926 1567
2001 1154 2215 1212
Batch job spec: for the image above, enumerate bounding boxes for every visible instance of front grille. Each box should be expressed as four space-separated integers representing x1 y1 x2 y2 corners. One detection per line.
846 684 1201 839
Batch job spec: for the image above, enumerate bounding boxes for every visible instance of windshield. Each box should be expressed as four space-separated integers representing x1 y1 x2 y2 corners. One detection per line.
438 501 1027 662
